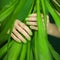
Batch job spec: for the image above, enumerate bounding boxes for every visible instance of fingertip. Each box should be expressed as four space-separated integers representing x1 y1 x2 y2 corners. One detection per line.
28 13 37 17
23 39 27 43
26 22 29 25
18 40 21 43
30 26 32 29
30 31 33 35
17 40 21 43
30 26 34 30
27 37 31 41
25 18 29 21
30 26 38 30
28 14 32 17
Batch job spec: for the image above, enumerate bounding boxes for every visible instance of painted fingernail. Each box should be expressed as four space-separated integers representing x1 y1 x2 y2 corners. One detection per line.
30 31 33 35
26 22 29 25
28 14 31 17
28 37 31 41
25 18 29 21
24 40 27 43
17 40 21 43
30 26 32 29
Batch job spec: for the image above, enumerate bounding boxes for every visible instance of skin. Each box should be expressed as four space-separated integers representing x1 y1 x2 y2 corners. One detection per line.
11 20 32 43
11 13 60 43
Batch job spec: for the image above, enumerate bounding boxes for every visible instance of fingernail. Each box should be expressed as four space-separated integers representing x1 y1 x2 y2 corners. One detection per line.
30 31 33 35
18 40 21 43
24 40 27 43
28 37 31 41
26 22 29 24
25 18 29 21
28 14 31 17
30 26 32 29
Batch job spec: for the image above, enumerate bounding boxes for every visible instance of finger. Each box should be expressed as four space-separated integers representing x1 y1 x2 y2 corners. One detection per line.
11 33 21 43
53 0 60 7
13 28 27 43
55 10 60 16
16 20 32 36
25 14 45 22
26 21 37 26
29 14 44 18
26 17 36 22
15 24 31 41
42 15 49 23
25 13 37 21
47 15 50 23
28 13 37 17
30 26 38 30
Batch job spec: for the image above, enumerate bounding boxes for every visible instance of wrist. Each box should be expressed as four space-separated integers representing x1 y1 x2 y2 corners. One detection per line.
47 22 53 35
47 23 60 38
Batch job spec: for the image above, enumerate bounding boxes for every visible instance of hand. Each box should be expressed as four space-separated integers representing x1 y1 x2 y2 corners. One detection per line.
11 20 32 43
26 13 50 30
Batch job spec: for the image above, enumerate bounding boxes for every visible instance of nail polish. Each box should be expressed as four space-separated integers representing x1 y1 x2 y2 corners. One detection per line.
28 14 31 17
30 31 33 35
25 18 29 21
28 37 31 41
24 40 27 43
18 40 21 43
30 26 32 29
26 22 29 24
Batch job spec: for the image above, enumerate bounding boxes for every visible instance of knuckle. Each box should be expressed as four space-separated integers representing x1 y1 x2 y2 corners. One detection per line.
22 23 26 27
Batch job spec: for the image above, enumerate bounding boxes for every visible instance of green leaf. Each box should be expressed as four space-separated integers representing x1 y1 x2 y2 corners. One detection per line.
3 41 22 60
36 0 52 60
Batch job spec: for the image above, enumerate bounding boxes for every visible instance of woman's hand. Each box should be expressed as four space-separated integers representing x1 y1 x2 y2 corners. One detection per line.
11 20 32 43
26 13 60 38
26 13 49 30
11 13 60 43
